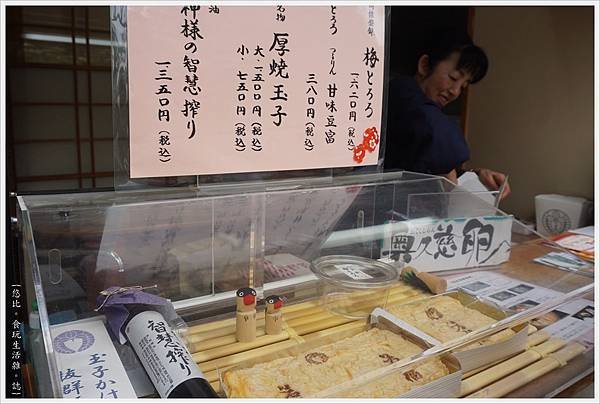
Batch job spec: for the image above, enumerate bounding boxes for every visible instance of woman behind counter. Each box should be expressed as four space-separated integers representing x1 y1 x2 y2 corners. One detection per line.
384 29 510 200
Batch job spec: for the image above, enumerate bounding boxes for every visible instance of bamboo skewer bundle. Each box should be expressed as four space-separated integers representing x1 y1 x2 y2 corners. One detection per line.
460 332 562 396
467 343 586 398
198 337 302 374
460 327 547 379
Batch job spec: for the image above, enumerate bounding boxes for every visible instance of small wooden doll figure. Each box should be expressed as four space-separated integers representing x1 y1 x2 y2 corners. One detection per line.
235 287 257 342
264 295 284 335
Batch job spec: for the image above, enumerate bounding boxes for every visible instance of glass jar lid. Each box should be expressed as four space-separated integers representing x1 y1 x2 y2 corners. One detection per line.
310 255 399 289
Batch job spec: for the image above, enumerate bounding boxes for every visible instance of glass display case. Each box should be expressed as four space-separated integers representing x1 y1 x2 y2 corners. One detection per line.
17 171 594 398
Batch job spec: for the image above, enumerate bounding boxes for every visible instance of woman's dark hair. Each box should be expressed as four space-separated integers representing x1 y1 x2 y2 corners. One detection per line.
416 29 488 84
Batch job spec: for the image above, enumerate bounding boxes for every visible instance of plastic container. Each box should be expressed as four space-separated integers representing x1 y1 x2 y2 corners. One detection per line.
310 255 400 319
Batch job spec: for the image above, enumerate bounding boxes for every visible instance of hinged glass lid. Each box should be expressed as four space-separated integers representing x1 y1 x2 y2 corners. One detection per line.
310 255 399 288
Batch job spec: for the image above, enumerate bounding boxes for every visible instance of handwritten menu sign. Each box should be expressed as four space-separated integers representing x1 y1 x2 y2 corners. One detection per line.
52 319 136 399
381 216 513 272
127 6 385 178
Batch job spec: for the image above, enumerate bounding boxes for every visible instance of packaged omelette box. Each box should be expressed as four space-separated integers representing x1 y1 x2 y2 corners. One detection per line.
219 315 461 398
375 291 529 372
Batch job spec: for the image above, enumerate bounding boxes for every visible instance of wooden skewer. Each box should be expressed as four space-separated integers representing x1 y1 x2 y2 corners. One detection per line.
526 330 551 348
188 330 267 353
461 329 550 379
186 315 243 335
293 315 355 335
285 310 343 328
460 333 560 395
277 305 324 321
279 299 321 314
301 321 366 342
203 369 220 383
466 342 585 398
194 331 289 363
197 338 301 373
187 324 257 344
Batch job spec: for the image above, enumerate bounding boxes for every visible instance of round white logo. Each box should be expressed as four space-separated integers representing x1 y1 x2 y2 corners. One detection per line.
542 209 570 234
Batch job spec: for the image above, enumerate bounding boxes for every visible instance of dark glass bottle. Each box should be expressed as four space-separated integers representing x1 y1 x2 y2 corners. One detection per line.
122 305 218 398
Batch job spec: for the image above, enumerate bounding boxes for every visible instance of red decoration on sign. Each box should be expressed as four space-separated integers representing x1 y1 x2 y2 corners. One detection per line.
363 127 379 152
352 127 379 163
353 143 366 163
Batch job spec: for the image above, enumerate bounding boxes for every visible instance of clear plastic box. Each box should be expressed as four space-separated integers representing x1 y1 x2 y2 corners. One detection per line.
16 171 594 397
310 255 400 319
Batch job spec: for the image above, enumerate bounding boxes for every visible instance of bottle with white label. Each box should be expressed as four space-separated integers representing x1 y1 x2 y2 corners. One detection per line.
122 306 218 398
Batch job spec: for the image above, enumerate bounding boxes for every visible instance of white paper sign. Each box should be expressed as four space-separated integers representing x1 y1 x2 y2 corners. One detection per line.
126 6 386 177
445 271 565 307
445 271 595 349
52 318 136 399
381 216 513 272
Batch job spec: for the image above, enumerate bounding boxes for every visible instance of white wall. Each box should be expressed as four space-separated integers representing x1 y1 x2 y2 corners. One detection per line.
467 6 594 221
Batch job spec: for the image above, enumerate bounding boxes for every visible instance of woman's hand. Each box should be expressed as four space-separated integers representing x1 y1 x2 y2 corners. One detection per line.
474 168 511 200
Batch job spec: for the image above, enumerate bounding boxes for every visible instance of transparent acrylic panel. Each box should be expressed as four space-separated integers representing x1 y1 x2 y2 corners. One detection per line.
21 192 265 314
17 201 61 397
